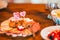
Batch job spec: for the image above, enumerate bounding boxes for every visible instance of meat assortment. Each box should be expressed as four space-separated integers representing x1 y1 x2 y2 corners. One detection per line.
0 11 40 37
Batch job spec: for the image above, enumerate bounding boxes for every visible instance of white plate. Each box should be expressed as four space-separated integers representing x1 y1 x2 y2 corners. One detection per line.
0 18 32 37
0 17 38 37
0 17 40 37
40 26 60 40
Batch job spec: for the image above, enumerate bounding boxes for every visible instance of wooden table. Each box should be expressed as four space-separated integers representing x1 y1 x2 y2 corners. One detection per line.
0 3 55 40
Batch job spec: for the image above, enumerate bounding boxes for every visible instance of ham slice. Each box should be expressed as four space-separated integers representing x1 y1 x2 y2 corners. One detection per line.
27 22 40 33
31 23 40 33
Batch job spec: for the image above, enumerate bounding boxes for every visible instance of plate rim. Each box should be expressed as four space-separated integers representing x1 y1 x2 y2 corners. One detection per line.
40 26 60 40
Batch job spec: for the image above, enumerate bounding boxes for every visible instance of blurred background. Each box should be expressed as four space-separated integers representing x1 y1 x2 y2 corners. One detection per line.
5 0 60 4
4 0 60 8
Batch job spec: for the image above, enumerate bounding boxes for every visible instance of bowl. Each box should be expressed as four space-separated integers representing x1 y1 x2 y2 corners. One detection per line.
40 26 60 40
51 9 60 24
